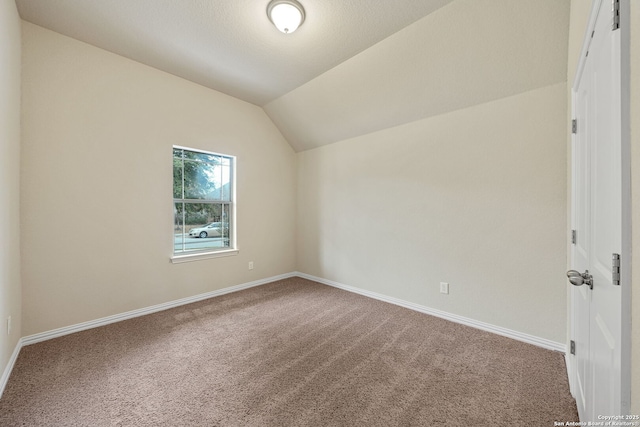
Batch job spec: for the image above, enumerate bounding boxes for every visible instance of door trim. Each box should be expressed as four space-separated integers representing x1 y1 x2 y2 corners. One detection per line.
618 0 631 414
569 0 631 414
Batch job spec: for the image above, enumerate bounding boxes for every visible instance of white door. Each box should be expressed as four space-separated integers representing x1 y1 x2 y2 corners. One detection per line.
570 0 623 421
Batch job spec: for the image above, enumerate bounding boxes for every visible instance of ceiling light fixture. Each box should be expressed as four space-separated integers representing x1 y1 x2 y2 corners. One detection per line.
267 0 305 34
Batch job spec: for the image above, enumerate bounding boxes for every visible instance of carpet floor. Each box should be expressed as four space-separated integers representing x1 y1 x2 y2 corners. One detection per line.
0 277 578 426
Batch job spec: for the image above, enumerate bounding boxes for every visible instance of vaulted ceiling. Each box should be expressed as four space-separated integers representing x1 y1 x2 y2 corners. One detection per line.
16 0 569 151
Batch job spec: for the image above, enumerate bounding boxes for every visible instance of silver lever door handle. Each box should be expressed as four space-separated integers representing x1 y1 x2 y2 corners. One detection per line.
566 270 593 290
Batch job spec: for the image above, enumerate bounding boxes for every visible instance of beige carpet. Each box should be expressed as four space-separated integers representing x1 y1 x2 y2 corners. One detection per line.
0 277 577 426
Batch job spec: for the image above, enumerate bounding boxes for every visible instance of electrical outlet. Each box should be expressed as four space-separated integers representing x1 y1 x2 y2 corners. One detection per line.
7 316 11 335
248 261 254 270
440 282 449 295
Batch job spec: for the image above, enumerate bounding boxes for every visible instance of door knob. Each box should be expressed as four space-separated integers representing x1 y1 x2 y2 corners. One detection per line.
566 269 593 290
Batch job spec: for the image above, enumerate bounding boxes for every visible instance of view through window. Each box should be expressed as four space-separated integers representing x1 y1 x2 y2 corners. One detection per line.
173 146 234 255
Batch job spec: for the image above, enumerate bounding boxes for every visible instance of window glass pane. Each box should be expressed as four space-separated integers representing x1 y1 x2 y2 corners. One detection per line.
221 203 231 247
180 157 232 201
184 151 218 164
184 203 221 226
173 157 183 199
212 160 222 200
220 165 231 201
174 203 229 252
183 158 218 200
174 202 185 253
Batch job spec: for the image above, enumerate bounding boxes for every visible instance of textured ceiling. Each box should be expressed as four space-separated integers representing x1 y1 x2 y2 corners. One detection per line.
16 0 453 106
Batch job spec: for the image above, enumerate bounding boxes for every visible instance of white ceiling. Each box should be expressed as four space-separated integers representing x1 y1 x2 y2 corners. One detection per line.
16 0 453 106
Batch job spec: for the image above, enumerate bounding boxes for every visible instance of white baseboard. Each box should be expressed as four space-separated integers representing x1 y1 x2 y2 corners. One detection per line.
0 338 24 399
2 270 566 400
22 272 297 347
0 272 295 398
0 272 296 398
296 272 566 353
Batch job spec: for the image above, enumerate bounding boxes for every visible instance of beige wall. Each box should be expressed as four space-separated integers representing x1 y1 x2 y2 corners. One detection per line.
9 0 635 411
297 83 568 343
20 22 296 336
290 0 570 346
0 0 22 384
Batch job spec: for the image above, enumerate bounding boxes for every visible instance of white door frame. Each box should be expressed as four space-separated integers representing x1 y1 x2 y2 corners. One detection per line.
569 0 631 415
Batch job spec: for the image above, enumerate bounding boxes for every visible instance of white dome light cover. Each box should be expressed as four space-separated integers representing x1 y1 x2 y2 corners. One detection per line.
267 0 305 34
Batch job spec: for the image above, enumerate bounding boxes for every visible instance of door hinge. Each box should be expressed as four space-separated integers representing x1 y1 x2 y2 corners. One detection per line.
612 253 621 285
571 230 577 245
572 119 577 134
612 0 620 31
570 340 576 355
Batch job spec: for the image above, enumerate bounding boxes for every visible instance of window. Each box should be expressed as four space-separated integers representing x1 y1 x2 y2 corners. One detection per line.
172 146 236 261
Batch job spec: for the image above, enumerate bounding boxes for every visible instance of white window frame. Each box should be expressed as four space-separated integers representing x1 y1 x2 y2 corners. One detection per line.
171 145 238 263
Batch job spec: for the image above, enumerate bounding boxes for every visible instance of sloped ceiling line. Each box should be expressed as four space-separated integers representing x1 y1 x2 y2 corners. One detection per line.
264 0 570 151
16 0 569 152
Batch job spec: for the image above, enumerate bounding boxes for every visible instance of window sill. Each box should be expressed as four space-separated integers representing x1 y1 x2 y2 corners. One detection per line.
171 249 239 264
